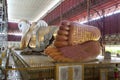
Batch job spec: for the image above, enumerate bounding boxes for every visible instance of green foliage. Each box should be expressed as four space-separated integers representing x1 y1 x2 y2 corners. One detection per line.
116 50 120 54
105 46 120 54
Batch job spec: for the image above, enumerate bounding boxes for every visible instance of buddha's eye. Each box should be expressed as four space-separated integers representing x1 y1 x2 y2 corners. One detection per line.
19 24 22 27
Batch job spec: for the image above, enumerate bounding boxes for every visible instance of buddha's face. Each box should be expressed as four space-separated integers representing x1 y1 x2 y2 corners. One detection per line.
18 21 30 34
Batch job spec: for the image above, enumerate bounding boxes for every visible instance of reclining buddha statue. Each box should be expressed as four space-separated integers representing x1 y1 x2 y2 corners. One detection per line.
45 20 101 62
18 19 57 54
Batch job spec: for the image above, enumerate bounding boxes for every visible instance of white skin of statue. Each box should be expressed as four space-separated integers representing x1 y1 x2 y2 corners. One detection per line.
18 20 55 52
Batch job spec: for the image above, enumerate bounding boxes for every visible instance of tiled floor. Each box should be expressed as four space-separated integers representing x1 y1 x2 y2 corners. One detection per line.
7 70 21 80
7 53 22 80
